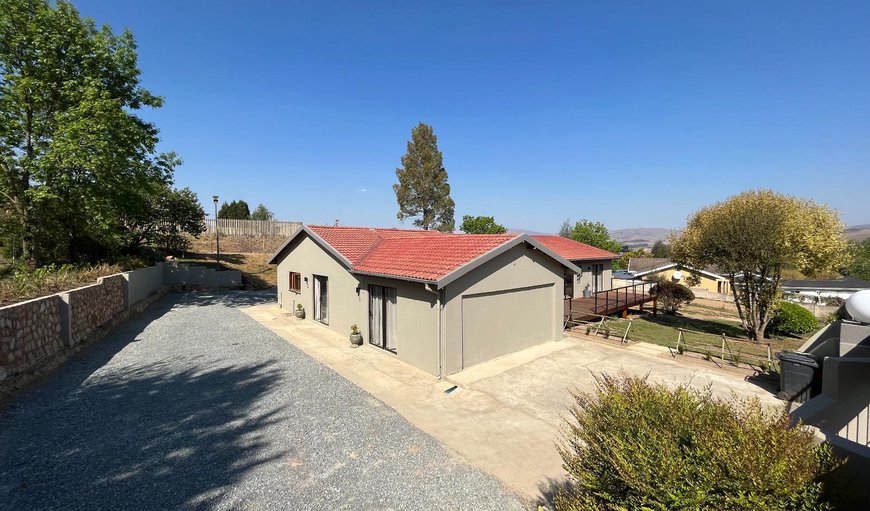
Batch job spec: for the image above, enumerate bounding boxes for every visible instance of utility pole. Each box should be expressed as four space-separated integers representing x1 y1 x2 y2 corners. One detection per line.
213 195 221 268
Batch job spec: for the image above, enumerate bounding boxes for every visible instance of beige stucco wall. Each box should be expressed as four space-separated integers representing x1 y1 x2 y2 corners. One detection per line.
572 259 613 296
640 267 730 295
275 234 440 375
442 243 565 374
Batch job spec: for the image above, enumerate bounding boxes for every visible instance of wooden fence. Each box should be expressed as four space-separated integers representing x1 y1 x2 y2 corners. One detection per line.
204 219 302 237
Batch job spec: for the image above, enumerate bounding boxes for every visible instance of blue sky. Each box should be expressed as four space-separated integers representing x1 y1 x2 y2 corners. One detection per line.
77 1 870 231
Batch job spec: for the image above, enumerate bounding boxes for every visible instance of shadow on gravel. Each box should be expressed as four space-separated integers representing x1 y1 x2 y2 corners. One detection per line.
168 289 277 309
2 359 287 510
0 291 287 510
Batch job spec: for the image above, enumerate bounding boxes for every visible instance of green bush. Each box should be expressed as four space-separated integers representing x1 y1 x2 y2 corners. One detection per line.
650 279 696 314
555 374 839 511
767 301 818 336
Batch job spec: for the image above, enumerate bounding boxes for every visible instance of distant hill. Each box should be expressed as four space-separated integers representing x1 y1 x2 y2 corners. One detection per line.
610 228 680 249
846 224 870 241
609 224 869 248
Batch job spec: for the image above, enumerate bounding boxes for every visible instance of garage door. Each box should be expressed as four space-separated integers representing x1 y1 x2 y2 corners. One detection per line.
461 283 554 369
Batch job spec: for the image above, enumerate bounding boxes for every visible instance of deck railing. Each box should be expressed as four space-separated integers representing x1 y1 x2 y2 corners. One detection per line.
591 282 656 315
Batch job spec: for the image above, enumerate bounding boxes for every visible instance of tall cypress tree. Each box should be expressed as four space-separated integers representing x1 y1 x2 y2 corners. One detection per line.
393 123 455 232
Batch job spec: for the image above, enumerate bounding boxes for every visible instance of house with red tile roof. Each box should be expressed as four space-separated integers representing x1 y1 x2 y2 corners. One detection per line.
268 225 586 376
530 235 618 298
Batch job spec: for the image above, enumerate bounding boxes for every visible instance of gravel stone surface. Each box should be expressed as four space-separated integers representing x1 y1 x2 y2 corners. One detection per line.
0 292 526 510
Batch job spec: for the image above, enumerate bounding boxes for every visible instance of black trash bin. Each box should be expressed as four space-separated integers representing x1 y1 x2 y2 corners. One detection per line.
776 351 821 403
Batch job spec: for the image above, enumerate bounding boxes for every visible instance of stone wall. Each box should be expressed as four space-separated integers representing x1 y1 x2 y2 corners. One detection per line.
66 275 127 343
0 295 66 381
0 262 240 386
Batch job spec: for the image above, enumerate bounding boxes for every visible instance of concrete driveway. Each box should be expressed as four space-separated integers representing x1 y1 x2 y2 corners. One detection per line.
243 303 783 504
0 292 524 511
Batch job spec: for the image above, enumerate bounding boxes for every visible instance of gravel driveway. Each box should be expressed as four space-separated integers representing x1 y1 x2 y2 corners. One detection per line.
0 292 524 510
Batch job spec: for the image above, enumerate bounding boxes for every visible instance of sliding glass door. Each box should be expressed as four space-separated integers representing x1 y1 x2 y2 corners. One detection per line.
369 285 397 352
313 275 328 324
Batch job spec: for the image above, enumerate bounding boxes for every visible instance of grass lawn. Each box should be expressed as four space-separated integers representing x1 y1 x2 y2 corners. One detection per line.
590 311 811 370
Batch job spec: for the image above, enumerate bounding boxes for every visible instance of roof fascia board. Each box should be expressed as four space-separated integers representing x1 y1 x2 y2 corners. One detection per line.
351 270 435 285
266 225 353 268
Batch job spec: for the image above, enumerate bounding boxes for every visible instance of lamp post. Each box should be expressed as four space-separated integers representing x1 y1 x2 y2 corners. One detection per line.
213 195 220 268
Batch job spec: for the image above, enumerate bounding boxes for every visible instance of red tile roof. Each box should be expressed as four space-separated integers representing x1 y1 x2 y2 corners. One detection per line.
354 234 517 281
308 225 443 265
307 225 518 281
531 235 617 261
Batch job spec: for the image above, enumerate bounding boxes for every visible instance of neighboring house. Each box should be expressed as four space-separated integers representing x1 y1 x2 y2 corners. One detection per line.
782 277 870 301
530 235 618 298
268 225 582 377
627 258 732 295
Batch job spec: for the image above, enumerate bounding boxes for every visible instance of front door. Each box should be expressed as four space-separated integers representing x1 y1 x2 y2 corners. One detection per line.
369 285 397 352
313 275 328 324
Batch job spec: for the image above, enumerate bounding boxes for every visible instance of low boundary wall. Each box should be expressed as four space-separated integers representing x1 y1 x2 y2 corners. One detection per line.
0 262 242 384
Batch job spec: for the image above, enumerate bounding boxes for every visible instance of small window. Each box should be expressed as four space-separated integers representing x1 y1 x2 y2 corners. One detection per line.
289 272 302 292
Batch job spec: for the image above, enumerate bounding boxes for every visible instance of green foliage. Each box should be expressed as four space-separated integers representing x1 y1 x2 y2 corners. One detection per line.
0 0 178 264
0 261 142 305
460 215 506 234
767 302 819 336
555 374 839 511
568 220 621 253
218 200 251 220
651 240 673 258
120 185 205 254
650 278 696 314
673 190 848 341
250 203 274 221
393 123 455 232
842 239 870 280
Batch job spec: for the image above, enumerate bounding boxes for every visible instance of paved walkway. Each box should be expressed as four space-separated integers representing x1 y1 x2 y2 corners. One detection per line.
0 292 523 511
243 303 783 504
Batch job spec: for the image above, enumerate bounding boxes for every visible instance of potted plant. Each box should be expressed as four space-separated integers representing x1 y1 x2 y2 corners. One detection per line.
349 324 363 346
295 303 305 319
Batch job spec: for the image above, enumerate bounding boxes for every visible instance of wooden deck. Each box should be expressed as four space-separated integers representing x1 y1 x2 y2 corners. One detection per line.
564 284 657 323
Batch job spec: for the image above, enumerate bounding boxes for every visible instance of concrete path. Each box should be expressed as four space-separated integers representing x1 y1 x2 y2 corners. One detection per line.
0 292 524 511
243 303 784 504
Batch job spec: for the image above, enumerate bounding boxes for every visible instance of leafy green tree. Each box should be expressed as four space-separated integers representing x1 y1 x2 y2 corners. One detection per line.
556 374 840 511
569 220 622 253
217 200 251 220
119 185 205 254
250 203 274 221
651 240 673 258
393 123 455 232
842 239 870 280
0 0 177 263
673 190 848 341
460 215 506 234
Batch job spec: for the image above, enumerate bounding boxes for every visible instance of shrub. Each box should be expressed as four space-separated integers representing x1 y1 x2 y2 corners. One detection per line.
555 374 839 511
650 278 695 314
767 301 818 336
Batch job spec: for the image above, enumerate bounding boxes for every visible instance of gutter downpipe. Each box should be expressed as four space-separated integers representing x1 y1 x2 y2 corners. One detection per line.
424 283 444 379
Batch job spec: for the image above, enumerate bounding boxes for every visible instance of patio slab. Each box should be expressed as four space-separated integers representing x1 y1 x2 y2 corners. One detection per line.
242 303 783 504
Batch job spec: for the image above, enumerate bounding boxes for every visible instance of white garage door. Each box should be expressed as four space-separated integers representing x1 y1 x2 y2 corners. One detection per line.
461 283 554 369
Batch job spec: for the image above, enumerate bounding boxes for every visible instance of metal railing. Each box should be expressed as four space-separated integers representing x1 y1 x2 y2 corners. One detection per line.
592 282 656 315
